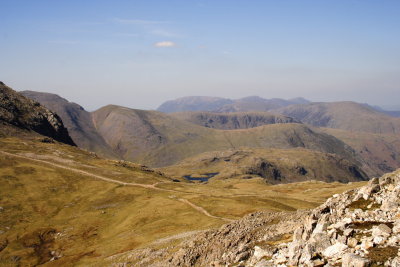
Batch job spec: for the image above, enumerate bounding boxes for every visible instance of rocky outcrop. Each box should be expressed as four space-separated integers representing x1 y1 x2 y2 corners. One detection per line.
171 111 300 130
246 170 400 266
0 82 75 145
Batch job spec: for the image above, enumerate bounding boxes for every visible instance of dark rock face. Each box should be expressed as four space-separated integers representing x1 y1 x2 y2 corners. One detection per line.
0 82 75 146
172 111 301 130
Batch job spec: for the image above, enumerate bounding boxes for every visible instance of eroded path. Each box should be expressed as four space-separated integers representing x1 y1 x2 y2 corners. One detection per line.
0 150 232 222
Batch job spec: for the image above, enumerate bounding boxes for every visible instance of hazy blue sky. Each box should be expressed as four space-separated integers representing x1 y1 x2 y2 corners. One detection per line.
1 0 399 110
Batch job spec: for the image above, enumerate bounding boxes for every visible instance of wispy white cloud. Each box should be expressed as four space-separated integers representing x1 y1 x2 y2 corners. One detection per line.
154 41 177 47
114 18 169 25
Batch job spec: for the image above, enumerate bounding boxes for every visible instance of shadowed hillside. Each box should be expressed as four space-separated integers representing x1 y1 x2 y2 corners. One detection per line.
21 91 118 159
161 148 368 184
0 82 75 146
171 111 300 130
275 101 400 134
322 128 400 175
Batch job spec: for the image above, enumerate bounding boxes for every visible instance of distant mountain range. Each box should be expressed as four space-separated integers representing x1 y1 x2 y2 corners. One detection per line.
157 96 310 113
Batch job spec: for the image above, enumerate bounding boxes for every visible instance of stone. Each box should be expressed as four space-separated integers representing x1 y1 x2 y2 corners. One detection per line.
360 240 373 251
322 242 348 258
310 232 331 252
373 235 386 245
253 246 272 261
274 254 286 264
342 253 370 267
372 224 392 237
344 229 354 237
293 227 304 242
312 259 325 267
347 237 358 248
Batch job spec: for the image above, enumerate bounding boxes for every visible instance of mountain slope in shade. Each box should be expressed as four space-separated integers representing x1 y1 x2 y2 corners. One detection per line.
170 111 300 130
275 101 400 134
322 128 400 175
20 91 118 159
92 105 364 171
0 82 75 145
161 148 368 184
157 96 310 113
157 96 233 113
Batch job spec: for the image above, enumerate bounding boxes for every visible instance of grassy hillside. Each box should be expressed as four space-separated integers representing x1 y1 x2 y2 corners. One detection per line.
275 101 400 134
20 91 119 159
171 111 300 130
0 136 365 266
160 148 368 184
91 105 362 170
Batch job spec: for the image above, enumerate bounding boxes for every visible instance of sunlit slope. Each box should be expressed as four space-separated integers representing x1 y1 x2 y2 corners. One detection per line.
92 105 362 168
0 136 365 266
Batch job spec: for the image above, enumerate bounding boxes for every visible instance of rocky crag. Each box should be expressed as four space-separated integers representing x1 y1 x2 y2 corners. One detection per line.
0 82 75 145
253 170 400 266
116 169 400 266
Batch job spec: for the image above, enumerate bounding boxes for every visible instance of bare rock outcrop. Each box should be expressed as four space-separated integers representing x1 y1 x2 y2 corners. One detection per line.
0 82 75 145
246 170 400 266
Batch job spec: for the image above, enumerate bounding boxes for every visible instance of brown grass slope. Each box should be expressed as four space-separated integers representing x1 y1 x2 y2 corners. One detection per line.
170 111 300 130
92 105 365 171
161 148 368 184
20 90 118 159
275 101 400 134
0 136 365 266
0 82 75 146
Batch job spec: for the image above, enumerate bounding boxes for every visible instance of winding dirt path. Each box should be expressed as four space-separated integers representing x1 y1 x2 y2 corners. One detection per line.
178 198 233 222
0 150 232 222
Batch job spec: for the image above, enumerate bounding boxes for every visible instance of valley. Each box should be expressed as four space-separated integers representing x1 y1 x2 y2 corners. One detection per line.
1 83 400 266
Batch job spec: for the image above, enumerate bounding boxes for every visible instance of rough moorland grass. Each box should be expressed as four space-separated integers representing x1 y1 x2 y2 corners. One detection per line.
0 137 366 266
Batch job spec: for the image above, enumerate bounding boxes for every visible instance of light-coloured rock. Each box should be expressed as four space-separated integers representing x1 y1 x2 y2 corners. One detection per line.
322 242 348 258
347 237 358 248
344 229 354 237
253 246 272 261
372 224 392 237
360 240 373 251
342 253 370 267
373 235 386 245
